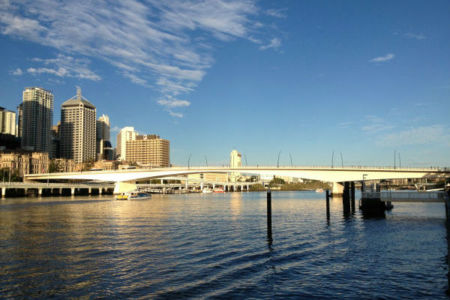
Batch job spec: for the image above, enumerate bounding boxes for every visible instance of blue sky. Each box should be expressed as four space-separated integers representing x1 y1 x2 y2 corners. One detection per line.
0 0 449 167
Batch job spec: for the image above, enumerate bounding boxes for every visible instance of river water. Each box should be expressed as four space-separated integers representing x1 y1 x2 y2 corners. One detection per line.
0 191 448 299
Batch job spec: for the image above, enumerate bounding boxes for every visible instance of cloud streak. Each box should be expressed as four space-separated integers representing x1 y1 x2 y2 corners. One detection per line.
369 53 395 63
259 37 281 50
0 0 278 117
376 125 449 147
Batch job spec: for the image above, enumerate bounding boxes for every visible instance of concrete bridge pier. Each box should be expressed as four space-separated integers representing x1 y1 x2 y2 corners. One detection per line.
38 188 42 196
331 182 344 196
99 188 103 195
71 188 75 196
88 188 92 195
1 188 5 198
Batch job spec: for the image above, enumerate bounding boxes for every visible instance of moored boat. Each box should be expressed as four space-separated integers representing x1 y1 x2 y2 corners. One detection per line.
116 191 151 200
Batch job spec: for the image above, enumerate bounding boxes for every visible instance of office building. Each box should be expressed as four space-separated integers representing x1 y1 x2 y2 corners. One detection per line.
60 87 96 163
21 87 53 152
96 114 113 160
125 134 170 167
117 126 136 160
230 149 242 182
0 107 16 136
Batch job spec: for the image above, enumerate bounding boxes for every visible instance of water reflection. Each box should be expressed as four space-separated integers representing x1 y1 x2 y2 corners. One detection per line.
0 193 448 298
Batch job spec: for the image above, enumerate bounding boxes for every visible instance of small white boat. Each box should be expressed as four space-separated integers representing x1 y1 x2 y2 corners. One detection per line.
116 191 151 200
315 188 324 193
202 188 213 193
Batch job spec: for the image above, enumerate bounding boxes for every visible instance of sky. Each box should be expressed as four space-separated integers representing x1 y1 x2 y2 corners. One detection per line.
0 0 449 167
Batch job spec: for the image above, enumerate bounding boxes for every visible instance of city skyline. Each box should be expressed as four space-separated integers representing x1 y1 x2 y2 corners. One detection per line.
0 1 449 167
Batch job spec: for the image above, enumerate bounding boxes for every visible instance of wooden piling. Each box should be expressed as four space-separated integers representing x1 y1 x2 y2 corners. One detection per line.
326 190 330 220
267 189 273 245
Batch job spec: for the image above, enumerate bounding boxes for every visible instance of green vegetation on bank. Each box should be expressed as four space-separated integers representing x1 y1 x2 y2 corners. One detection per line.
249 178 331 192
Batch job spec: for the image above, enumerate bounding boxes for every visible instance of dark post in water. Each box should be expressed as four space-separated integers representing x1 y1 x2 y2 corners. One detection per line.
267 189 273 245
326 190 330 221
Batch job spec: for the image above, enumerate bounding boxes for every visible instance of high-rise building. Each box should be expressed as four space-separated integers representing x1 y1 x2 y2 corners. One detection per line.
50 122 60 159
96 114 110 141
60 87 96 163
230 149 242 182
125 134 170 167
117 126 136 160
96 114 112 160
17 103 23 138
0 107 16 136
21 87 53 152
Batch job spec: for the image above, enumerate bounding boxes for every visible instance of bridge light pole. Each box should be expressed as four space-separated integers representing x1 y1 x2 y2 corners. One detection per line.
331 150 335 168
188 154 192 169
277 151 282 168
394 150 397 169
289 153 293 167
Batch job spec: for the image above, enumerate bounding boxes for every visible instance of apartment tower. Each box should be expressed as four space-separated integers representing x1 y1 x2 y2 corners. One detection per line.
125 134 170 167
60 87 96 163
21 87 53 152
116 126 136 161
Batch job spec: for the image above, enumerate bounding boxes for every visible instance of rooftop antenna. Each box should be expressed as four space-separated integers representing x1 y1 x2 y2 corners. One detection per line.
76 86 81 100
289 153 293 167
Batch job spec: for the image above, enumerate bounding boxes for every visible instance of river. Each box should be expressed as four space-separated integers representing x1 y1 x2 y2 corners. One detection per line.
0 191 448 298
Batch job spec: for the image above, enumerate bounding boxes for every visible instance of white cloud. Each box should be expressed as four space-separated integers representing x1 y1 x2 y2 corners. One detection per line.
11 68 23 75
376 125 449 147
404 33 426 40
158 98 191 108
259 37 281 50
26 54 101 80
0 0 279 117
168 110 184 118
110 126 121 133
369 53 395 63
265 8 287 18
362 115 394 133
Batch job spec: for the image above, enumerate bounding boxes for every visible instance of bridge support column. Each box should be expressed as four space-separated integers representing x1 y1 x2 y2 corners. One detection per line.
99 188 103 195
1 188 5 198
88 188 92 195
241 185 243 192
38 188 42 196
200 182 204 191
71 188 75 196
331 182 344 196
247 184 249 191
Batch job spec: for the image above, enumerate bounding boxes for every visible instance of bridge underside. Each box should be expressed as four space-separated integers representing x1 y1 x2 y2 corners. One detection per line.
25 167 439 184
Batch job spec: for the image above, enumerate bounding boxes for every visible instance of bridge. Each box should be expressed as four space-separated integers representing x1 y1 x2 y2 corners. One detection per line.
24 166 448 194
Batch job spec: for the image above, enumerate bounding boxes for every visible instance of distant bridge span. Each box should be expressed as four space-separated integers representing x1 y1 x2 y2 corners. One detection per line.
25 166 448 186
